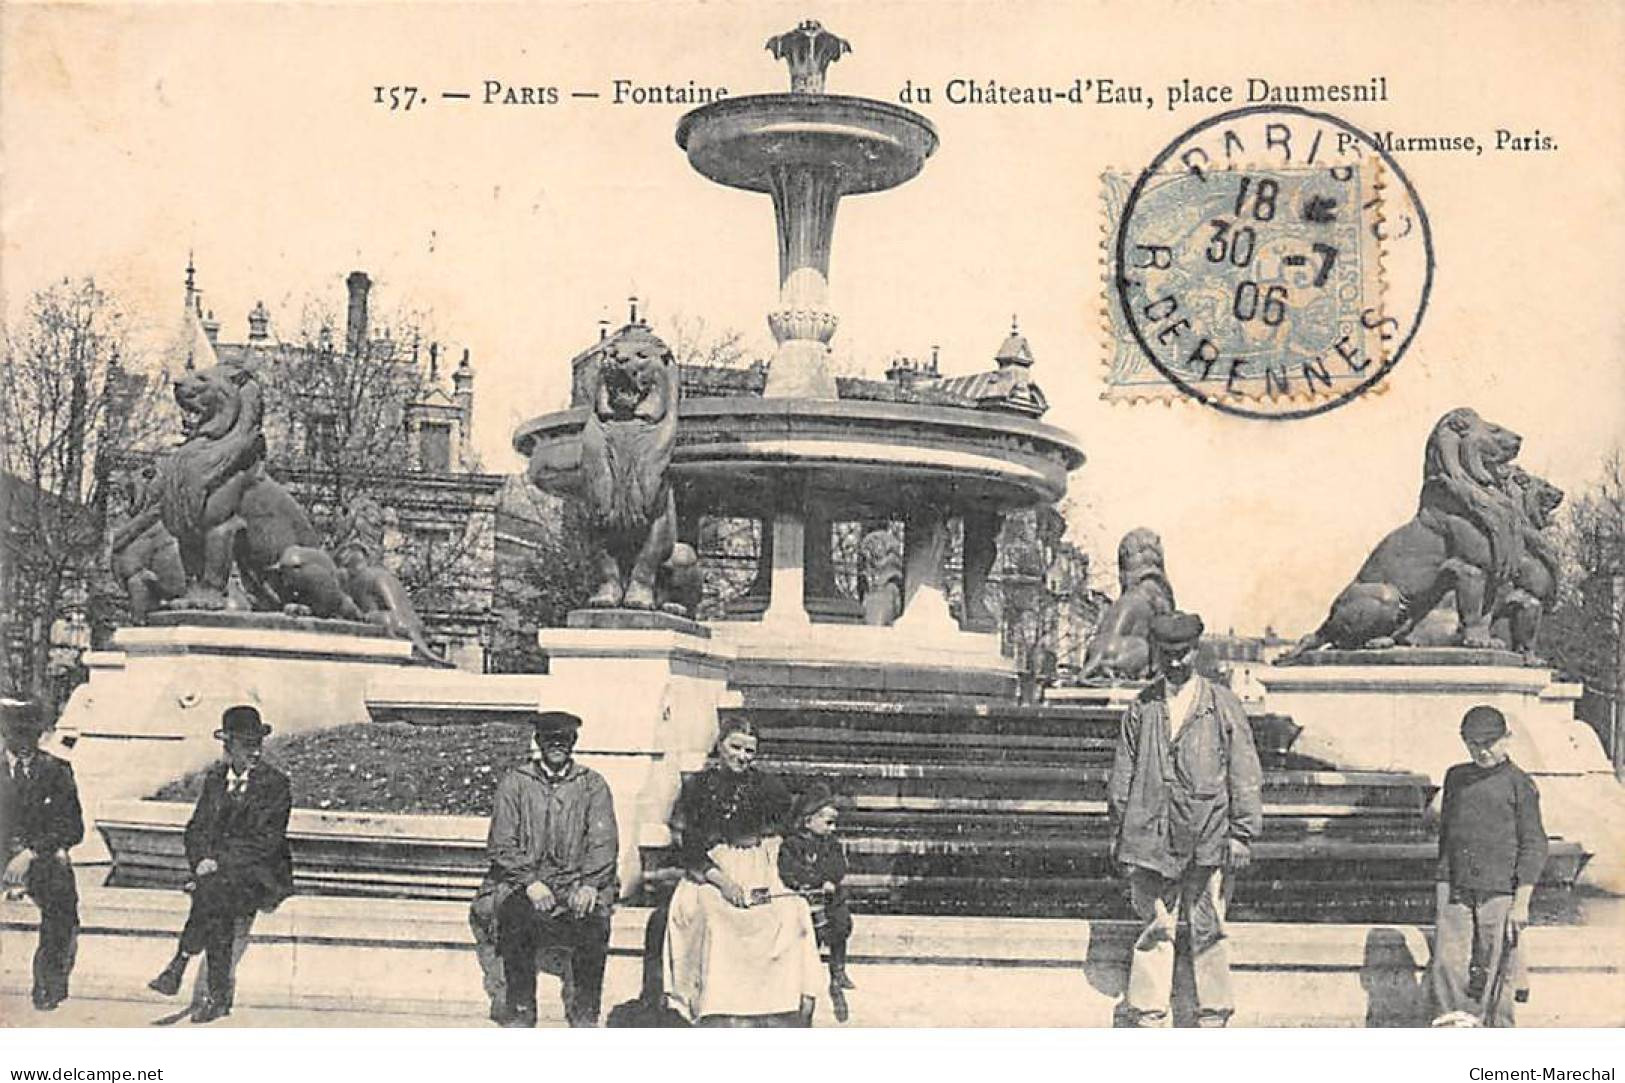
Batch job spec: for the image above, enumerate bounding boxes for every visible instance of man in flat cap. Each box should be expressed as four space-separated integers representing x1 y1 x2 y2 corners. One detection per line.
148 704 293 1023
1428 705 1547 1026
473 710 619 1028
1107 610 1263 1027
2 697 83 1011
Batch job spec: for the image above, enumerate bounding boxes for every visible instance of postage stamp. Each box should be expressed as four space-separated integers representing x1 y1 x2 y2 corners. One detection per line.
1103 106 1434 420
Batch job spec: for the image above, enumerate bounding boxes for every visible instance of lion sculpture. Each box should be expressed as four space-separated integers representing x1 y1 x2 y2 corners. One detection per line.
1077 528 1176 681
149 362 357 616
1287 407 1528 655
1494 466 1564 657
109 464 186 622
575 325 680 610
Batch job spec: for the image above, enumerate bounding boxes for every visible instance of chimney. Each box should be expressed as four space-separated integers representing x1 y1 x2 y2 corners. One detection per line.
247 301 270 342
201 309 220 345
345 271 371 356
453 349 475 468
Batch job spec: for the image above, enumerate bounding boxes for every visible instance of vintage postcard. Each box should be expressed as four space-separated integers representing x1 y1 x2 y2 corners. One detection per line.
1 0 1621 1073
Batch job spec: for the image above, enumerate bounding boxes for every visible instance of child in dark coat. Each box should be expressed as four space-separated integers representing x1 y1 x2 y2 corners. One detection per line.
1428 705 1547 1027
778 783 854 1022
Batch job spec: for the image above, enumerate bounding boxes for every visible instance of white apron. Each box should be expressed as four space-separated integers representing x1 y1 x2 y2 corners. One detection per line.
662 835 825 1021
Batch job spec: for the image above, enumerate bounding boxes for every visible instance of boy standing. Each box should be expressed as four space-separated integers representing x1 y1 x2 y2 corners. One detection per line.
1429 705 1548 1027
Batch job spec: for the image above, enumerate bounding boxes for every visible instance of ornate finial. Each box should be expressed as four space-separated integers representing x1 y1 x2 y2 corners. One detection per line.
765 20 851 94
1011 314 1019 334
184 253 197 297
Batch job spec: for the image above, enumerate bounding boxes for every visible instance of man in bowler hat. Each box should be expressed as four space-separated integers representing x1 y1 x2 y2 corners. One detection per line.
1107 611 1263 1027
148 704 293 1023
473 709 619 1027
2 697 84 1011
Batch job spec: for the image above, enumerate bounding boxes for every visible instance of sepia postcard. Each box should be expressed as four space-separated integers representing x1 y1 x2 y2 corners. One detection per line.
1 0 1621 1074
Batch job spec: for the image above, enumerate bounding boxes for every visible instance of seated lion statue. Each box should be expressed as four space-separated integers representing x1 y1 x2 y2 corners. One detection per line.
1077 528 1175 681
109 464 186 622
1494 466 1564 657
573 325 680 610
146 362 362 621
1287 408 1526 655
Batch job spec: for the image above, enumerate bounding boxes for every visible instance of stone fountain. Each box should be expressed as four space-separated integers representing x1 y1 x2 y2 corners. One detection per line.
515 21 1084 704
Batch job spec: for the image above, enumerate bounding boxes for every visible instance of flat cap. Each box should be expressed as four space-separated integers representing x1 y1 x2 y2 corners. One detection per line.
1460 705 1508 743
529 710 583 737
1149 611 1204 649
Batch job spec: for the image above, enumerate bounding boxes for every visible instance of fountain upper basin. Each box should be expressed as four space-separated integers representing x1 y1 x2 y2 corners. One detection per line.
676 94 938 195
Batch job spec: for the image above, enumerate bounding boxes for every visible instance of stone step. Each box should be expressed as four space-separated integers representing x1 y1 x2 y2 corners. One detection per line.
774 760 1435 808
729 699 1124 739
760 725 1118 764
8 882 1619 1026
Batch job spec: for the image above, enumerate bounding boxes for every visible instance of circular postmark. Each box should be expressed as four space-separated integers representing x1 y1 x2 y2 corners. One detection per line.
1112 105 1433 419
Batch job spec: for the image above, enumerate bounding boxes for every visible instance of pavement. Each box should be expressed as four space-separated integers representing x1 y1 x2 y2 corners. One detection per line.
1 992 485 1029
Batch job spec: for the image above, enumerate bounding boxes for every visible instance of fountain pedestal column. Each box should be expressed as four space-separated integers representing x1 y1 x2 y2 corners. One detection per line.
764 165 841 398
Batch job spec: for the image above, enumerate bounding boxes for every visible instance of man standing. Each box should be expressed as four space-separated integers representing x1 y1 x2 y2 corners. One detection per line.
475 710 619 1028
1 698 83 1011
1107 611 1263 1027
148 705 293 1024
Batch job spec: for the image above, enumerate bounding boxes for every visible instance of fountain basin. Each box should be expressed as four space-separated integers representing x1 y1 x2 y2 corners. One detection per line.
516 396 1084 519
676 94 938 195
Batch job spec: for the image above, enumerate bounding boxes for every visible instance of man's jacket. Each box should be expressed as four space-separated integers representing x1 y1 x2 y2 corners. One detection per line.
2 751 83 861
1107 676 1264 878
477 761 619 916
183 760 294 910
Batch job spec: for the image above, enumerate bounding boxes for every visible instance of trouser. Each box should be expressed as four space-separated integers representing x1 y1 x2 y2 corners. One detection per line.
1428 888 1518 1026
815 899 852 974
178 872 261 1002
496 890 611 1027
1125 864 1234 1027
26 855 80 1004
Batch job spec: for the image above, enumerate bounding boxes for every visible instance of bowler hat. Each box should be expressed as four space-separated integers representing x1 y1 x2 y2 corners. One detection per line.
792 782 840 824
1149 611 1204 650
214 704 272 741
530 710 583 739
1460 705 1508 743
0 698 47 741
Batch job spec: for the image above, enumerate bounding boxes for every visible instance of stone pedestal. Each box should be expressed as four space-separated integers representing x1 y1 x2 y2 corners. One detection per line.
1259 651 1625 893
537 612 738 896
56 613 420 863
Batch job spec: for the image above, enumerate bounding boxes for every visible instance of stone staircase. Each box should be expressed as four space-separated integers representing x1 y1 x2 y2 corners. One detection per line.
700 699 1585 923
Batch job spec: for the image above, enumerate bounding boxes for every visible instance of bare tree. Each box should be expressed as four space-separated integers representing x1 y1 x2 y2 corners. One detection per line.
666 313 754 369
0 277 169 705
1542 447 1625 768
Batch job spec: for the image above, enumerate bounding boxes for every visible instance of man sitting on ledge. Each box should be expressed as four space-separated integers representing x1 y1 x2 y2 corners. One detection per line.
148 705 293 1024
472 710 619 1028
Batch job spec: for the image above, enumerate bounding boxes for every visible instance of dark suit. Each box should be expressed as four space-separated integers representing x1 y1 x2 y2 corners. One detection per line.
179 760 293 1001
2 749 84 1006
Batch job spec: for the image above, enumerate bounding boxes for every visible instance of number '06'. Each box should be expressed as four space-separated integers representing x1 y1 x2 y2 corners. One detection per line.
1233 281 1287 326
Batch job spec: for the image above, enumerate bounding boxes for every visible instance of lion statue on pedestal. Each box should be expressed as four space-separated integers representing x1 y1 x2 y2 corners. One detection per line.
1287 407 1528 655
575 325 681 610
1077 527 1175 681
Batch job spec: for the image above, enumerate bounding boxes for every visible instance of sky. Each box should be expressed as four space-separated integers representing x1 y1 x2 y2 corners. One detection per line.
4 0 1622 637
